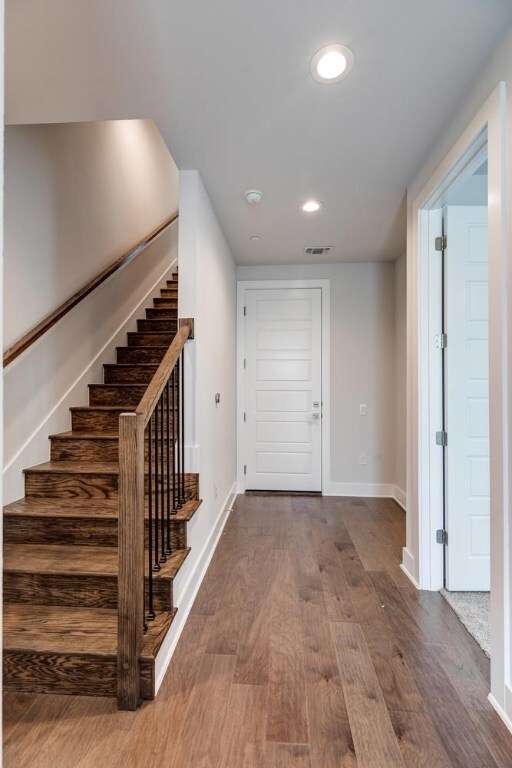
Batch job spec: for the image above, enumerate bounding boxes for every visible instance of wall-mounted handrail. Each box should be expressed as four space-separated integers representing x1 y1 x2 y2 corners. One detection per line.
3 211 179 368
117 317 194 710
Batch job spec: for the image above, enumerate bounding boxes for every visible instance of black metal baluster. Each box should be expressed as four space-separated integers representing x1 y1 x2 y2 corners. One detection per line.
180 349 186 504
153 404 160 572
147 418 155 621
160 393 166 563
172 366 177 513
166 380 172 553
176 357 182 509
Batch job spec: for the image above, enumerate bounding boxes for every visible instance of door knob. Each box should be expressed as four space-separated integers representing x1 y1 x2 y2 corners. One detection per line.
312 413 320 421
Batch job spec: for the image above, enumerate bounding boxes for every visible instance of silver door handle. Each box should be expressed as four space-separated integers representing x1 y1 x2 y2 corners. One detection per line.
312 413 320 421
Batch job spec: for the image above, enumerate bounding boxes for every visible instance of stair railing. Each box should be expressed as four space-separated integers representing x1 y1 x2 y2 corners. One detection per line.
117 317 194 710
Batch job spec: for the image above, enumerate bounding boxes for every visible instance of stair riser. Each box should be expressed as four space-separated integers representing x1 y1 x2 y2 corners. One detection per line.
25 472 119 500
89 385 147 407
127 332 175 347
71 409 130 432
25 472 199 501
137 319 177 333
146 308 176 319
3 652 155 699
104 367 157 384
3 571 173 612
160 289 179 298
153 299 178 308
51 437 176 462
3 651 118 697
51 437 119 462
4 515 187 550
117 347 167 364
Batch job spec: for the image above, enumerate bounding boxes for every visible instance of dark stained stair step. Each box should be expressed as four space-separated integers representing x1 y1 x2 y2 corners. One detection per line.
3 604 174 698
127 331 175 347
145 308 177 319
137 318 177 333
3 543 190 611
103 363 159 384
153 297 178 309
50 430 177 462
116 346 169 364
89 383 148 407
3 497 201 548
70 405 135 432
23 461 199 500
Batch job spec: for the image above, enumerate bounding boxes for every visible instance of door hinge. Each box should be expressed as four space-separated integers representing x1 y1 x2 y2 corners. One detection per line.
436 430 448 446
244 411 246 422
243 305 247 316
243 358 246 369
435 235 447 252
435 333 447 349
436 528 448 545
243 464 247 475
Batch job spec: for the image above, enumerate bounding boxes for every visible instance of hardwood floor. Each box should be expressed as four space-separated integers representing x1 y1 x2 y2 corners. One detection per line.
4 494 512 767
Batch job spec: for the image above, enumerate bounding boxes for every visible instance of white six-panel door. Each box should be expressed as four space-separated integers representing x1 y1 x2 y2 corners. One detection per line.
445 206 490 591
243 288 322 492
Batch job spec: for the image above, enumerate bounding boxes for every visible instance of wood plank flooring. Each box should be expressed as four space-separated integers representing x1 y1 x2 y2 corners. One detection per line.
4 494 512 767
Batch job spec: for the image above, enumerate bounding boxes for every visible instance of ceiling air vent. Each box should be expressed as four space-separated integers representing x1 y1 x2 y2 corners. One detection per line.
304 246 334 256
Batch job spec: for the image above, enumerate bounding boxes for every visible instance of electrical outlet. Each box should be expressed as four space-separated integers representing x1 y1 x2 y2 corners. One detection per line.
359 453 367 466
359 404 368 416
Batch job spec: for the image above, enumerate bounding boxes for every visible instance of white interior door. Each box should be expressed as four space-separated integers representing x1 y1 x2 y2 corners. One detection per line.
445 205 490 590
243 288 322 492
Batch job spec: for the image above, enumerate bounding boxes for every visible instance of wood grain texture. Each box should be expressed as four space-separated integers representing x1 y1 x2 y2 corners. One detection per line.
5 495 512 767
117 412 145 709
331 622 405 767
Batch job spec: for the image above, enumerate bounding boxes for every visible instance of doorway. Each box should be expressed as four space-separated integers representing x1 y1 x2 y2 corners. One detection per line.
237 280 330 493
407 83 510 725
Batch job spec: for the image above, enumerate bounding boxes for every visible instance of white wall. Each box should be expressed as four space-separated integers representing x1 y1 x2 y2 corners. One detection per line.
394 252 407 504
236 262 397 495
5 119 178 347
4 119 180 502
406 28 512 727
155 170 237 687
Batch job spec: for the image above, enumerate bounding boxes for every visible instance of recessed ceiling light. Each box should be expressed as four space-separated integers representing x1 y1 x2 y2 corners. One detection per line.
311 44 354 84
250 235 261 242
300 200 323 213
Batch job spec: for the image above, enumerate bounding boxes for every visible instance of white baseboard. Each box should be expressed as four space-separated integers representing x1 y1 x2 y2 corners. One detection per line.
393 485 406 510
154 481 237 692
324 482 395 497
401 548 419 588
488 693 512 735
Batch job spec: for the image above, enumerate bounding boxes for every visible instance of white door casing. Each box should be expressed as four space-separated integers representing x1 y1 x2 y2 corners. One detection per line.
445 205 490 591
243 288 322 492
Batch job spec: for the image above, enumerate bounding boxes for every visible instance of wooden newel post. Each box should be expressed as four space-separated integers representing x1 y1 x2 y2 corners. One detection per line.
117 411 145 710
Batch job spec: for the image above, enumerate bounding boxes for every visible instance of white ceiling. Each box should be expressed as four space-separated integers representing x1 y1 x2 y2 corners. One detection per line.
6 0 512 265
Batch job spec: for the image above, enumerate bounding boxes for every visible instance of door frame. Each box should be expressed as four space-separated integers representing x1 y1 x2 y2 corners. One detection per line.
237 279 330 493
407 83 510 721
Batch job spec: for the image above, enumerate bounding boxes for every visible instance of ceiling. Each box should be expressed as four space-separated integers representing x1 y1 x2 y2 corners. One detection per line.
6 0 512 265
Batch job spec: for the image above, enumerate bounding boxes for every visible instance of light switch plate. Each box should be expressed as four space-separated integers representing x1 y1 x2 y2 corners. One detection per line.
359 404 368 416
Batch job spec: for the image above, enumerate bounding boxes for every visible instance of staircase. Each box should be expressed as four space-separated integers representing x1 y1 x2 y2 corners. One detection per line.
3 271 201 701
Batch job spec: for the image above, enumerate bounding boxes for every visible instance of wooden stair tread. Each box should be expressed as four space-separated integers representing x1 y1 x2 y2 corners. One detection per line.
70 405 136 412
4 497 201 522
49 430 119 441
4 543 190 579
24 460 119 475
3 603 174 659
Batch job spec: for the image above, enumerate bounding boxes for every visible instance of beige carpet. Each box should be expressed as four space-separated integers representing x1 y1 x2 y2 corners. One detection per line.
440 589 490 658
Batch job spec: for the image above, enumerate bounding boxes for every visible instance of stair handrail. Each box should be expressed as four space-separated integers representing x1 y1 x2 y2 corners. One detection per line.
117 317 194 710
3 211 179 368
